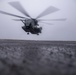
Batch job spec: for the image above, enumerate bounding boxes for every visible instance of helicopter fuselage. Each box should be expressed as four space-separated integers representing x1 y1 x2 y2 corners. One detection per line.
21 19 42 35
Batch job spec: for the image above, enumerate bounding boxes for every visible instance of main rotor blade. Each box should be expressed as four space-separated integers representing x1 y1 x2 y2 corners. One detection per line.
12 19 21 21
9 1 31 18
38 18 67 21
39 21 53 25
36 6 59 19
0 10 25 18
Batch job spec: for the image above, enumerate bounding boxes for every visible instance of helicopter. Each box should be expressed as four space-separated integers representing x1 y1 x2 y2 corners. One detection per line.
0 1 66 35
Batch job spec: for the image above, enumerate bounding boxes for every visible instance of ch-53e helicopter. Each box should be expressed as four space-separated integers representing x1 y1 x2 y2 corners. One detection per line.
0 1 66 35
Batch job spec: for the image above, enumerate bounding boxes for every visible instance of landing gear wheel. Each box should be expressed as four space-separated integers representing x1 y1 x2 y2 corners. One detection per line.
37 33 39 35
27 32 29 35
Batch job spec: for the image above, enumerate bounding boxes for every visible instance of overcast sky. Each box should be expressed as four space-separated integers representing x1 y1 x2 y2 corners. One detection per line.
0 0 76 41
